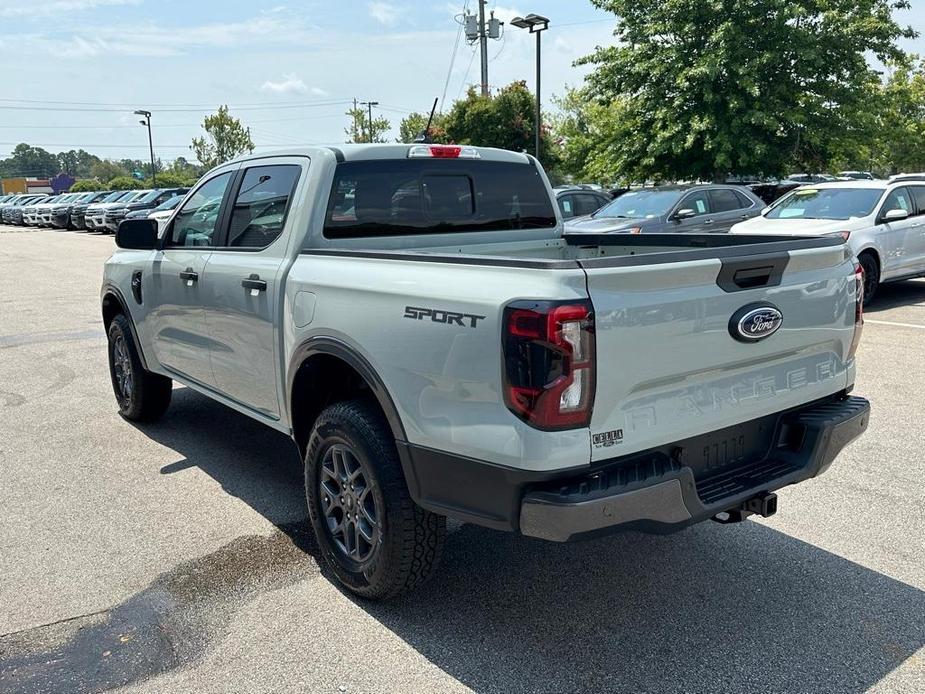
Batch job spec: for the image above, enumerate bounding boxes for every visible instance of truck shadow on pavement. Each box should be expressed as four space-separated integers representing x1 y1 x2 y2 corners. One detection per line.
28 387 919 694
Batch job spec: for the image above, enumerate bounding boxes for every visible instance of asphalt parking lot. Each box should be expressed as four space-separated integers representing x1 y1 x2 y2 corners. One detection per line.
0 226 923 693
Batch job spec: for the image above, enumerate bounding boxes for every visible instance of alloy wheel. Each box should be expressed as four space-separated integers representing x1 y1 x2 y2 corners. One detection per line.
318 444 381 564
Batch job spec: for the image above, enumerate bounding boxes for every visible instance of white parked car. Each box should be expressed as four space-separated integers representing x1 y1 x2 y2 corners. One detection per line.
731 180 925 304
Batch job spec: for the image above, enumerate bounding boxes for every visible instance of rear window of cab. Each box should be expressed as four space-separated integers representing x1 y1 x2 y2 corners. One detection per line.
321 159 557 239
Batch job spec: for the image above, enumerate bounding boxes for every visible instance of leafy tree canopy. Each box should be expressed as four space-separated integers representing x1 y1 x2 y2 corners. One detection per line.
443 81 552 159
0 143 60 178
106 176 145 191
191 105 255 170
576 0 917 181
345 107 392 143
398 112 449 143
69 178 102 192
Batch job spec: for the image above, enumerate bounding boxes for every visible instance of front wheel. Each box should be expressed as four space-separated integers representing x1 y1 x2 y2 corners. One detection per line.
107 313 172 421
858 253 879 307
305 399 446 599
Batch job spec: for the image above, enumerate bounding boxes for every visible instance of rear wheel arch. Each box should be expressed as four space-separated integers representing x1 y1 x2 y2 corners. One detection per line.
288 338 407 457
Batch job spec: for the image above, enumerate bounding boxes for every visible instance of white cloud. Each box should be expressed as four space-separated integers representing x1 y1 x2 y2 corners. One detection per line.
261 73 308 94
310 86 329 97
15 15 317 58
368 2 400 26
0 0 140 19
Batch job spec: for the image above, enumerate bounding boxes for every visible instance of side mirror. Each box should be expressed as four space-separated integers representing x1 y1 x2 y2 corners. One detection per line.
674 208 696 221
116 218 158 250
882 208 909 222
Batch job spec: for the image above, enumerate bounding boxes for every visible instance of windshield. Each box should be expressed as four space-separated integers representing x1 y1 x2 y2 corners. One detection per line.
155 195 183 211
322 159 556 239
100 191 123 203
593 189 683 219
118 190 144 202
766 188 883 220
135 190 162 204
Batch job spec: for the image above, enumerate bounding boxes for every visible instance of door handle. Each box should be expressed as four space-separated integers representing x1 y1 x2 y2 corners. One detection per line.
242 274 267 295
179 268 198 285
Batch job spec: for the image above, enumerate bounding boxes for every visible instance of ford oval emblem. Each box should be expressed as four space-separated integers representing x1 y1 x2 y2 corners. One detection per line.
729 303 783 343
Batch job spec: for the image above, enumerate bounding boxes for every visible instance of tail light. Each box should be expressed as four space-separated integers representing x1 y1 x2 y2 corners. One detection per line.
848 262 864 360
502 300 596 430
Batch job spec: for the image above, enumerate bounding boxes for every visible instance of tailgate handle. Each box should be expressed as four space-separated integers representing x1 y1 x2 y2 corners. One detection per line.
716 253 789 293
733 265 774 289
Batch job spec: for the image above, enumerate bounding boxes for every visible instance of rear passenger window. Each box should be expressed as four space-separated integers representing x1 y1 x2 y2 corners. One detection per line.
227 165 301 248
574 194 605 216
709 188 745 212
735 190 756 208
910 187 925 216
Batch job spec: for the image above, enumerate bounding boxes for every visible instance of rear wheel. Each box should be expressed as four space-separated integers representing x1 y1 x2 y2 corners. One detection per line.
858 252 879 307
305 399 446 599
107 313 172 421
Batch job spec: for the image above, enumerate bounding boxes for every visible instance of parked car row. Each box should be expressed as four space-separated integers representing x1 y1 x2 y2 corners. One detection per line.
560 175 925 306
0 193 50 224
1 187 188 232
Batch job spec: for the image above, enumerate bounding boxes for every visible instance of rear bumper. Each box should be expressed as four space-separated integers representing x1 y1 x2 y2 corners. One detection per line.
399 393 870 540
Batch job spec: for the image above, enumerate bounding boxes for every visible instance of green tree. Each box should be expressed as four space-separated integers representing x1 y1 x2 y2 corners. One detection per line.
69 178 102 192
58 149 101 177
90 160 130 183
345 106 392 143
577 0 916 181
550 89 631 183
191 105 255 170
145 171 196 188
106 176 144 191
398 112 448 143
443 82 552 160
0 143 60 178
872 57 925 174
166 156 203 181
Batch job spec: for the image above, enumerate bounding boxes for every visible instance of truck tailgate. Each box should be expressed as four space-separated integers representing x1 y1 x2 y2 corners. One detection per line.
582 243 857 463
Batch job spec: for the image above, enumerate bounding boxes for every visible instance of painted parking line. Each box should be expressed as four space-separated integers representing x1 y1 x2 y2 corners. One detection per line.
865 319 925 330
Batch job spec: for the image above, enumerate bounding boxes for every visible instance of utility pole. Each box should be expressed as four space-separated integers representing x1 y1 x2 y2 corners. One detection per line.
134 109 156 185
478 0 489 96
361 101 379 143
464 2 503 97
353 97 359 142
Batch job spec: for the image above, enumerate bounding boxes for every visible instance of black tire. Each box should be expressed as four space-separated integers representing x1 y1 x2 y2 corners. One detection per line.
859 252 879 307
107 313 172 422
305 399 446 599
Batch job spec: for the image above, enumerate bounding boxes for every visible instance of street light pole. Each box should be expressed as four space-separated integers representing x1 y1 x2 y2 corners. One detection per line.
510 14 549 161
535 29 542 161
134 109 156 185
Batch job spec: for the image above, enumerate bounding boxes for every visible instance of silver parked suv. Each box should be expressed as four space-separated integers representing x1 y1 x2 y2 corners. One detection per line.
565 183 764 235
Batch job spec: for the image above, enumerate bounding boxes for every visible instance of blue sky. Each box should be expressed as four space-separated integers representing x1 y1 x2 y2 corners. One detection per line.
0 0 922 164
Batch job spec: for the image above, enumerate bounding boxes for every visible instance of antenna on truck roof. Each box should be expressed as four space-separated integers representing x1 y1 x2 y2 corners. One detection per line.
413 98 440 144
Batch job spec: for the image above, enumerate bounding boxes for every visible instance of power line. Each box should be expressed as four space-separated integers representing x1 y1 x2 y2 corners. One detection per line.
441 1 468 113
0 99 353 113
0 96 354 109
0 112 350 130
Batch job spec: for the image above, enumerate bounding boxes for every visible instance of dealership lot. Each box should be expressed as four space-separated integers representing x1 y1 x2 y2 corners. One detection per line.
0 228 923 693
